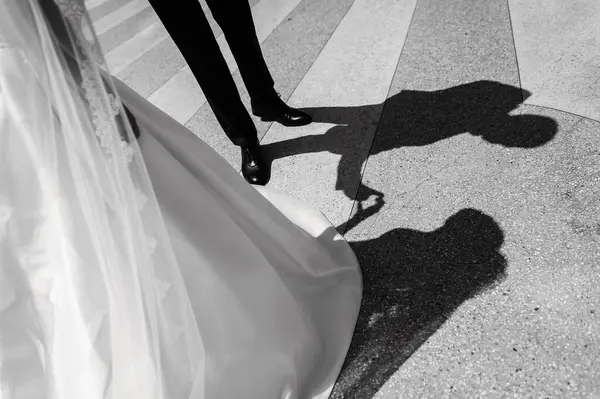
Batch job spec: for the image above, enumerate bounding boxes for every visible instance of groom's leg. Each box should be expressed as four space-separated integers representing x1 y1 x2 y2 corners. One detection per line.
205 0 312 128
204 0 277 106
148 0 259 147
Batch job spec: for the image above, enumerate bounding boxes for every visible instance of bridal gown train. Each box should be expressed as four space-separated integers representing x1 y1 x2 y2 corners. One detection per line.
0 4 362 397
113 79 363 399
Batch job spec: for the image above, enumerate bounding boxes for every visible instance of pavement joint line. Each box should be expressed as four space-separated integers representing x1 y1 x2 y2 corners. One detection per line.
341 0 421 237
525 103 600 125
506 0 525 103
259 0 360 149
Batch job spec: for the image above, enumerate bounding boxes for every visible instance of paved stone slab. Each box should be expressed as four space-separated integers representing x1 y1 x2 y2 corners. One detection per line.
93 0 148 37
97 4 155 54
105 21 167 76
89 0 131 22
510 0 600 122
86 0 112 11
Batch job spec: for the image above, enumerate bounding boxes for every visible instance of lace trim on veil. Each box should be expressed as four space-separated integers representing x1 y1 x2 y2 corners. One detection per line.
52 0 183 328
53 0 158 254
50 0 196 387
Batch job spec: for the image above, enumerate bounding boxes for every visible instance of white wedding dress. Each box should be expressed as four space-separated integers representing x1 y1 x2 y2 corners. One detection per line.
113 81 362 399
0 1 362 398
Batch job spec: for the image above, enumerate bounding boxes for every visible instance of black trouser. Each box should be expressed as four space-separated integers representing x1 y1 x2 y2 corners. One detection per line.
148 0 275 146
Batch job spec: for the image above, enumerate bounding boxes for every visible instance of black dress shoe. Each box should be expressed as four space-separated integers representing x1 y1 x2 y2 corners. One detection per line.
241 143 270 186
252 94 312 127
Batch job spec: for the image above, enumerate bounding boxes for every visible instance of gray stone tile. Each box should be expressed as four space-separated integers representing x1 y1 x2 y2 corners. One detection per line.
510 0 600 122
393 0 520 92
117 36 186 98
89 0 131 22
106 22 168 76
98 5 156 54
93 0 148 37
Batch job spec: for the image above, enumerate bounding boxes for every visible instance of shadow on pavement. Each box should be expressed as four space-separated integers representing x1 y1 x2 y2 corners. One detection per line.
330 208 508 398
265 80 557 234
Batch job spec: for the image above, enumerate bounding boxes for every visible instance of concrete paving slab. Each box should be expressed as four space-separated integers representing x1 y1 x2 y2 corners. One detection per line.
105 21 167 76
93 0 148 37
86 0 112 11
510 0 600 122
98 4 156 54
89 0 131 22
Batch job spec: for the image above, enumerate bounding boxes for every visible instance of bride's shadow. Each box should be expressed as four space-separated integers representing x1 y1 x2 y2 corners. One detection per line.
328 208 508 398
264 80 557 232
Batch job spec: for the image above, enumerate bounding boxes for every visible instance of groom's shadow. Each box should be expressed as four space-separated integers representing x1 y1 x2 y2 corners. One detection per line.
264 80 557 231
328 208 508 398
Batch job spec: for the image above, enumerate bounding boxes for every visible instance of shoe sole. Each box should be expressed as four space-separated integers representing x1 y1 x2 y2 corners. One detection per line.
258 117 312 127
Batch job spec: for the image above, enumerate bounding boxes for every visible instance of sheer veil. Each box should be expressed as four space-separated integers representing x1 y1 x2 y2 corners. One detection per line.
0 0 204 397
